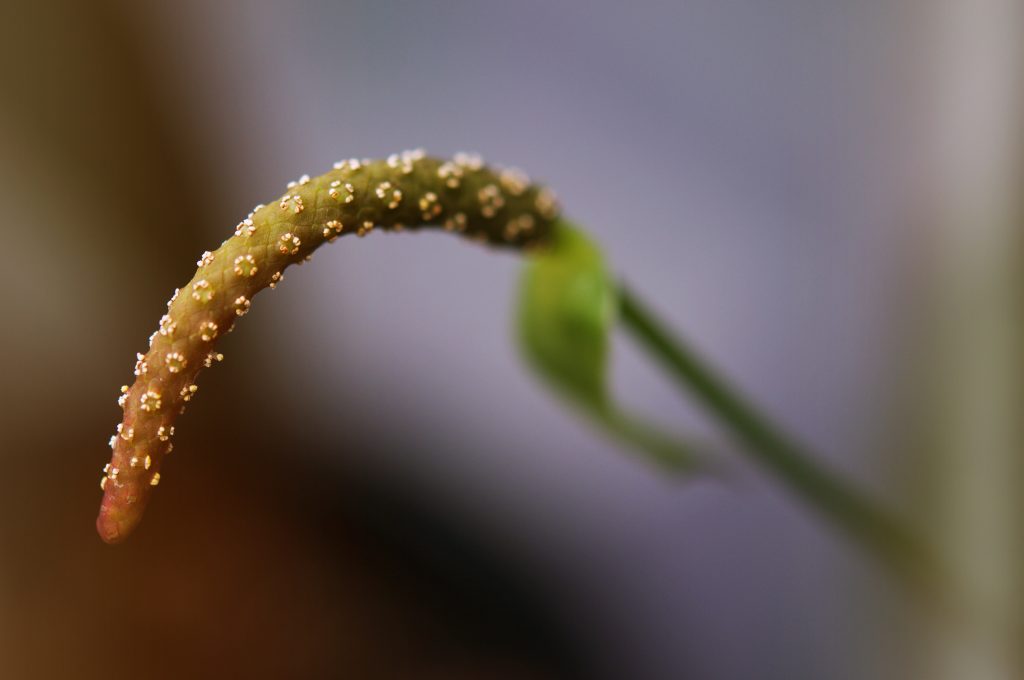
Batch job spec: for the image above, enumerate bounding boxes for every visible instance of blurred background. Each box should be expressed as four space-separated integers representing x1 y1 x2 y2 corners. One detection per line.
0 1 1020 678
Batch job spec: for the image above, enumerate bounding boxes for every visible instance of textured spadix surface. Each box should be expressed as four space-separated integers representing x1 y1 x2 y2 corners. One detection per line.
98 151 560 544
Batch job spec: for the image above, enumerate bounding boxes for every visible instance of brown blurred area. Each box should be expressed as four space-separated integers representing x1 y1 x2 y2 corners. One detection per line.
0 3 581 678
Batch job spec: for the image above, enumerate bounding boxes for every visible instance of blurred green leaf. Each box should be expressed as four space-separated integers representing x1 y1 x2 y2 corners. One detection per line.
517 221 705 473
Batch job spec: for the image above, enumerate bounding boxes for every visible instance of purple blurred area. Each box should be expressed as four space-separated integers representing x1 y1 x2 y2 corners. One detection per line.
0 1 1020 678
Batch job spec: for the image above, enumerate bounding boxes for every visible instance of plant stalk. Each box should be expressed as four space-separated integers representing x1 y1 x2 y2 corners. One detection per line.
617 283 932 581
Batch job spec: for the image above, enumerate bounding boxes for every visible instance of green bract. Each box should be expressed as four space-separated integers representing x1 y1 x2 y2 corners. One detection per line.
518 223 705 473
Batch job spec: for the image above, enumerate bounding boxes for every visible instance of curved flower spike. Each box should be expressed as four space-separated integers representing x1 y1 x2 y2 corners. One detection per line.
98 151 560 544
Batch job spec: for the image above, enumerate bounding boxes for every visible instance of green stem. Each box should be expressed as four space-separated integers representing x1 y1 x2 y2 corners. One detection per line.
618 283 931 579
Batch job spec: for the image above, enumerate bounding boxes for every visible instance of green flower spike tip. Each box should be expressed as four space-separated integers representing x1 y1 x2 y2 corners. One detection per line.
97 151 561 544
